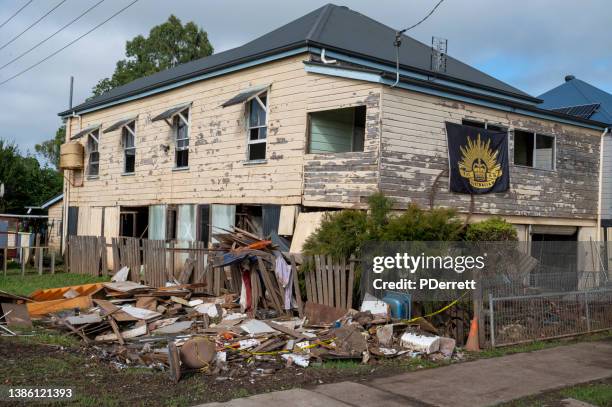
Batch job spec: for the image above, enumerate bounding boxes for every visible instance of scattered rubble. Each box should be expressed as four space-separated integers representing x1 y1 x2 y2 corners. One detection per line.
1 230 463 382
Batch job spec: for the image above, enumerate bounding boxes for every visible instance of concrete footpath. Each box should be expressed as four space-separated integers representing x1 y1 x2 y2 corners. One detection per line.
198 339 612 407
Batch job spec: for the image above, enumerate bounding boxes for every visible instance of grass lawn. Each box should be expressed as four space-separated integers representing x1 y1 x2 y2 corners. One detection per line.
0 264 108 296
499 377 612 406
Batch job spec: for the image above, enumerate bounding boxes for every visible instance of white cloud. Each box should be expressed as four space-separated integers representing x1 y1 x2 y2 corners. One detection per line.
0 0 610 154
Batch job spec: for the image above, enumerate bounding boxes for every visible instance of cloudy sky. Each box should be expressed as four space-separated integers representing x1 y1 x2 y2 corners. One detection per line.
0 0 611 158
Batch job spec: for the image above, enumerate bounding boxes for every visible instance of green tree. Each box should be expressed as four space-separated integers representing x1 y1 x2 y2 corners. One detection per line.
92 15 214 96
34 126 65 169
0 139 63 213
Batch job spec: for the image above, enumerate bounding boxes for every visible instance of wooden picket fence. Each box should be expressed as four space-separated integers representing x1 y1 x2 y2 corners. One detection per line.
303 255 356 309
68 235 107 276
67 237 356 311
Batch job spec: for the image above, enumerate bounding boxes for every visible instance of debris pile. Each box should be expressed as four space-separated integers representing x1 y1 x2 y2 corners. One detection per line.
1 231 464 382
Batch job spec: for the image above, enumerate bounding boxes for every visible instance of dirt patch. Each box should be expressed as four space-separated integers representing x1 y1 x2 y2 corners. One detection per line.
0 337 433 407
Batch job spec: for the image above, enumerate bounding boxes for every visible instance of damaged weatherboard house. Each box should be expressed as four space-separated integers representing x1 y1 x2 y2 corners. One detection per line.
56 4 610 253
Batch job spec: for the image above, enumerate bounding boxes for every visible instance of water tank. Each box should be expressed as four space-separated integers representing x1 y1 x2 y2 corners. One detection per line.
59 143 84 170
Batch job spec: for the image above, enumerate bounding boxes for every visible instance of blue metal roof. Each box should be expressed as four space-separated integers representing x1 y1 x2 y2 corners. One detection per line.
538 77 612 125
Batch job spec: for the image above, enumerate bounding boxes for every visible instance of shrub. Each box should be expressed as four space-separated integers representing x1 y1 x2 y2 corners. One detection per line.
302 209 368 258
464 217 518 241
381 204 463 241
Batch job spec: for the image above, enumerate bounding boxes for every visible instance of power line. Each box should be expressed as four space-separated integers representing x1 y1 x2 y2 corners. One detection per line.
0 0 140 88
0 0 107 72
0 0 34 30
391 0 446 87
398 0 445 34
0 0 68 51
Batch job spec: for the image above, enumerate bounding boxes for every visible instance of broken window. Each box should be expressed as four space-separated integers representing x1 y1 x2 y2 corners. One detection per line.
174 108 190 168
513 130 555 170
119 206 148 238
87 129 100 176
308 106 366 153
166 206 178 240
247 92 267 161
462 119 506 132
122 121 136 174
197 205 210 244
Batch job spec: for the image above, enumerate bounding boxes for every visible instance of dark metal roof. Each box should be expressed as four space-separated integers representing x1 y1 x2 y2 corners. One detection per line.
221 85 268 108
102 116 137 133
150 102 191 122
71 123 100 140
539 77 612 125
60 4 539 116
376 69 609 129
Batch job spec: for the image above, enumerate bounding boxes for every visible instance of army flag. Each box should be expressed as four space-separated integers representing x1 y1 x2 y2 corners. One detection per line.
445 122 509 194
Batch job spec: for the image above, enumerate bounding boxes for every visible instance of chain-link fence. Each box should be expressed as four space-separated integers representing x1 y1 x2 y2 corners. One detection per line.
483 241 612 347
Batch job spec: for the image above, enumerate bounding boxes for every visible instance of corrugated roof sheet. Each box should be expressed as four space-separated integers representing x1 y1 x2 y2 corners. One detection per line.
60 4 537 116
539 78 612 125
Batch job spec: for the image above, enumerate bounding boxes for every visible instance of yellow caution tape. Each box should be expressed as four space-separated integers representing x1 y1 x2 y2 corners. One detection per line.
400 291 469 324
223 338 336 356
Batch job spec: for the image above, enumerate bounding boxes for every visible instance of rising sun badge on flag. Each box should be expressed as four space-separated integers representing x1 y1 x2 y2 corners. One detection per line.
458 134 503 189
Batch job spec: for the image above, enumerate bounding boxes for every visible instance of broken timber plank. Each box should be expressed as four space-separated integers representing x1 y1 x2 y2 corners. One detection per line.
289 255 303 317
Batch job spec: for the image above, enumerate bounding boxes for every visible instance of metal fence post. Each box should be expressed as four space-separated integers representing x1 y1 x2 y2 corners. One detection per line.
584 291 591 332
3 248 6 277
38 247 43 275
21 247 25 276
489 293 495 348
50 250 55 275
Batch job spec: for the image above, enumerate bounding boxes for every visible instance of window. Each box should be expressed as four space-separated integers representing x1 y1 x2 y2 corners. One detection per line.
462 119 506 132
308 106 366 153
120 212 136 237
513 130 555 170
166 206 177 240
87 129 100 176
173 108 190 168
122 121 136 174
247 92 267 161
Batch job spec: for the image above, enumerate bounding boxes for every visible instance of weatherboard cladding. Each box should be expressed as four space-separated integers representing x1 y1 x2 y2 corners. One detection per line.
60 4 538 117
379 86 600 220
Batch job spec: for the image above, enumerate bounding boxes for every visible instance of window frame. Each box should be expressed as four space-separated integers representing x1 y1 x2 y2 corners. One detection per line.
461 118 506 132
173 108 191 169
86 129 100 177
512 129 556 171
121 120 137 175
306 105 367 154
246 91 268 162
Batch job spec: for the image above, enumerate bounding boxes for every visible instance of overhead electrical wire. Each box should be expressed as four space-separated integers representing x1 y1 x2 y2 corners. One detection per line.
391 0 446 87
0 0 140 88
0 0 107 71
397 0 445 35
0 0 68 51
0 0 34 30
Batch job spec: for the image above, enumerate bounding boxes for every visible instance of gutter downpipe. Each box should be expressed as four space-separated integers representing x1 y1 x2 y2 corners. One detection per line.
597 126 610 242
320 48 336 64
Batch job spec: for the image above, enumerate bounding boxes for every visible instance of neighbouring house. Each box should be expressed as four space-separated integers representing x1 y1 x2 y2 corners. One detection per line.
40 194 64 253
57 4 609 259
538 75 612 233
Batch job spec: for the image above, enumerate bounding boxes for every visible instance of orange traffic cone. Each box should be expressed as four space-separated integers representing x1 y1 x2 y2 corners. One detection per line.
465 318 480 352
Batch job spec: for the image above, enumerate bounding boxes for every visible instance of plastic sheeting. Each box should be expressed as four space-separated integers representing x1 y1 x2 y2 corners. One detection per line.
148 205 167 240
177 205 196 242
211 204 236 243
